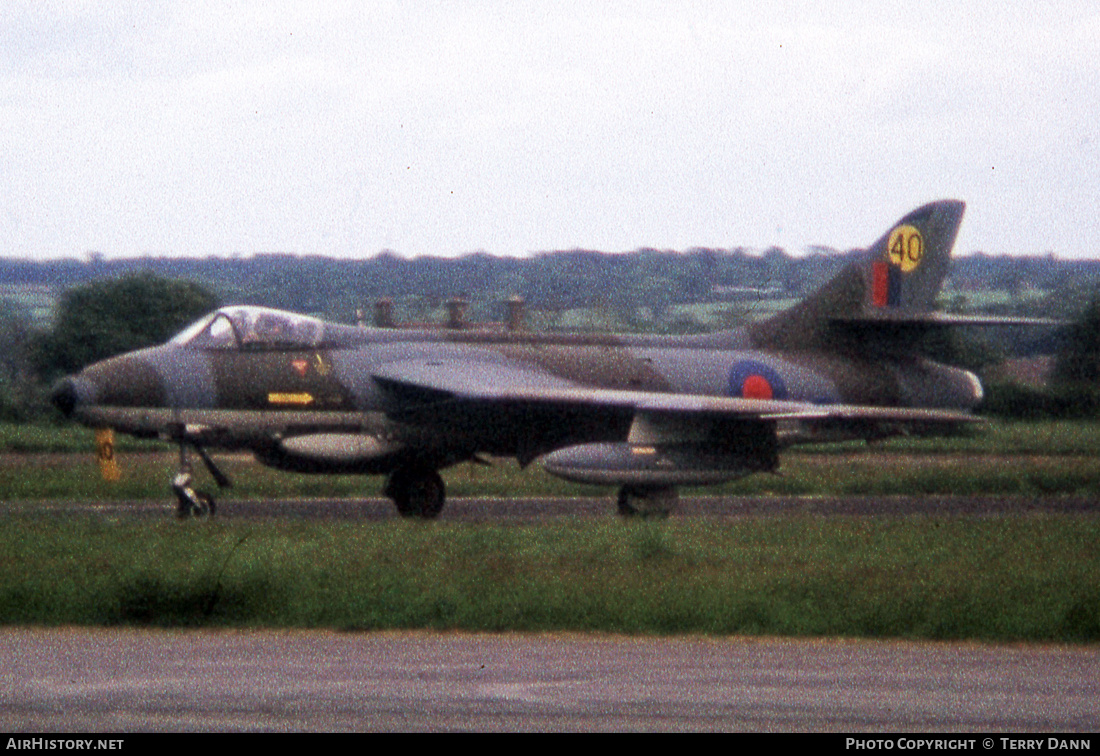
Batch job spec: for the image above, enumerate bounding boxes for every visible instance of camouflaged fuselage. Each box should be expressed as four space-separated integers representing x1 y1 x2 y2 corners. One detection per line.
52 200 994 492
64 320 982 474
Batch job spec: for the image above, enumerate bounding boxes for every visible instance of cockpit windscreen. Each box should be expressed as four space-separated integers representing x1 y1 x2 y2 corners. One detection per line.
170 307 324 350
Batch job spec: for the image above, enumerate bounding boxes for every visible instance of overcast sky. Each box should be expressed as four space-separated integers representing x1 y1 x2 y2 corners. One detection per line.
2 1 1098 261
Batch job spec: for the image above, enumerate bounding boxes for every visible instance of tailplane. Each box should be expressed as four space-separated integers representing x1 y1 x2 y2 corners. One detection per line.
751 199 966 350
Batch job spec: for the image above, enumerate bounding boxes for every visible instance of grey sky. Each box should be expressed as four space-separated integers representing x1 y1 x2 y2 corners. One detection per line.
2 1 1098 260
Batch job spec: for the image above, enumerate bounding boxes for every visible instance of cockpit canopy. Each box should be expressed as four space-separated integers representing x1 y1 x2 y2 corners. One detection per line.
170 306 325 350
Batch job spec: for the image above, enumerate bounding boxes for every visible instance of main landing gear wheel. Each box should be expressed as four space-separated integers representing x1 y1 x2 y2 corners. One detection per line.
385 468 446 520
616 486 678 519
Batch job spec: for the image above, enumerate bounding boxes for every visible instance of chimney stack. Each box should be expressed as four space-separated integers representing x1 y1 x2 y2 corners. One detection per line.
445 297 468 329
374 298 395 328
505 296 525 332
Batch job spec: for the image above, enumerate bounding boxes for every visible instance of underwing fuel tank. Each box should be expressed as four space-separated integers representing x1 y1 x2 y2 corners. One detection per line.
278 434 403 464
256 433 407 474
539 442 776 487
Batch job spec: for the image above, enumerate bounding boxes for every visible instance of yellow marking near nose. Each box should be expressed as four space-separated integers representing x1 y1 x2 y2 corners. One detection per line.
268 392 315 406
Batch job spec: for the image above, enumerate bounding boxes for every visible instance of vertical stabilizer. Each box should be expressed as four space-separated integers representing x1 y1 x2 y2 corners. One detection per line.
751 199 965 350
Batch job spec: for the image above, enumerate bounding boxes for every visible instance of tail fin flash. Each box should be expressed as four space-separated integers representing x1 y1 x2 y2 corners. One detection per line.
863 199 965 315
752 200 965 349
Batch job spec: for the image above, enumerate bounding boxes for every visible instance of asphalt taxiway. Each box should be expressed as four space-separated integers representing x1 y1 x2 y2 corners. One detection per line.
2 628 1098 732
4 494 1100 521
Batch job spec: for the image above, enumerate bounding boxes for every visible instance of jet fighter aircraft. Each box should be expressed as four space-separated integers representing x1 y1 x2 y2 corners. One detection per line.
52 200 1013 518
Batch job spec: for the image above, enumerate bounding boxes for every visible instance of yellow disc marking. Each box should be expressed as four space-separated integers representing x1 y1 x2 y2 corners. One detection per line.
887 224 924 273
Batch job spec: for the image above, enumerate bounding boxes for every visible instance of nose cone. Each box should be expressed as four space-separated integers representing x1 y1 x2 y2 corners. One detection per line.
79 351 168 409
50 376 94 418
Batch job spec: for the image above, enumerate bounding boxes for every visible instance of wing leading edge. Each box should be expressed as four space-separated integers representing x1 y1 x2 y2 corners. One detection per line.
371 358 980 430
371 358 980 488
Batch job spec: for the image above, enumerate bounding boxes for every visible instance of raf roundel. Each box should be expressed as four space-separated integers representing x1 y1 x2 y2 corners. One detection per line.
728 360 788 401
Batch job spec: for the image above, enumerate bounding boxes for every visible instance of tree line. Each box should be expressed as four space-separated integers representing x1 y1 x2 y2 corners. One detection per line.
1 247 1099 422
5 247 1098 325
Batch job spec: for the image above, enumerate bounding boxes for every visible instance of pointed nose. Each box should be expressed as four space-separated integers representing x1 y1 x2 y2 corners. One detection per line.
49 376 93 417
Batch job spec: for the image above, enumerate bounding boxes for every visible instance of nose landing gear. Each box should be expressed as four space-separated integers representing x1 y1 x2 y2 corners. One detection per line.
172 440 231 519
172 468 216 518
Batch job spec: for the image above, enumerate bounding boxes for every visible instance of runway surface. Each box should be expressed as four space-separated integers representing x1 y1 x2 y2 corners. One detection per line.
3 628 1099 732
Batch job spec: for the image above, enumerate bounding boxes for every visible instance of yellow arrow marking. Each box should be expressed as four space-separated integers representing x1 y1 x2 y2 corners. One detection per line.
268 392 315 406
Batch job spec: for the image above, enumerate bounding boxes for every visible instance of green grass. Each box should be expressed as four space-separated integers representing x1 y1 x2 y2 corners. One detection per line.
0 423 172 453
2 517 1097 641
797 420 1100 456
721 455 1100 497
3 419 1096 641
3 419 1099 455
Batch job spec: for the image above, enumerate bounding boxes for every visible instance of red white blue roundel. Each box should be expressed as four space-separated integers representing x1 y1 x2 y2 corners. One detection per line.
728 360 788 400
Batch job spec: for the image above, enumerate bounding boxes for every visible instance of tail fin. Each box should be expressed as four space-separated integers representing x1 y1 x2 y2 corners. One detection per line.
751 199 965 350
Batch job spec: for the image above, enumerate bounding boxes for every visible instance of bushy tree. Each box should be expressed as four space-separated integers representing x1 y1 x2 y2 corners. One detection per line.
32 274 219 379
0 302 39 421
1053 298 1100 386
979 298 1100 420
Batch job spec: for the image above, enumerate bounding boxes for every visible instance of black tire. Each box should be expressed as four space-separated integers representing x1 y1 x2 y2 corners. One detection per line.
194 491 216 518
617 486 640 517
616 486 675 519
176 490 215 519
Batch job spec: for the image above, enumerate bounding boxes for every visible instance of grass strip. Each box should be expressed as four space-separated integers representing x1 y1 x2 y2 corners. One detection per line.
4 419 1100 502
4 419 1100 456
2 517 1097 642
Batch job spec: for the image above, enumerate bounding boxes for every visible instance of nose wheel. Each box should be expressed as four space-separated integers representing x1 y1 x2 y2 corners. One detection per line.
172 469 216 518
171 437 230 519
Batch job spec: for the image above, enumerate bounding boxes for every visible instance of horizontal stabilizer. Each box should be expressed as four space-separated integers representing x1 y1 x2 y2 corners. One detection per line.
830 312 1066 330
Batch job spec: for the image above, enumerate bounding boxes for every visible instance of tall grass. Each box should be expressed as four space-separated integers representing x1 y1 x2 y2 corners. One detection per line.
2 517 1097 641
